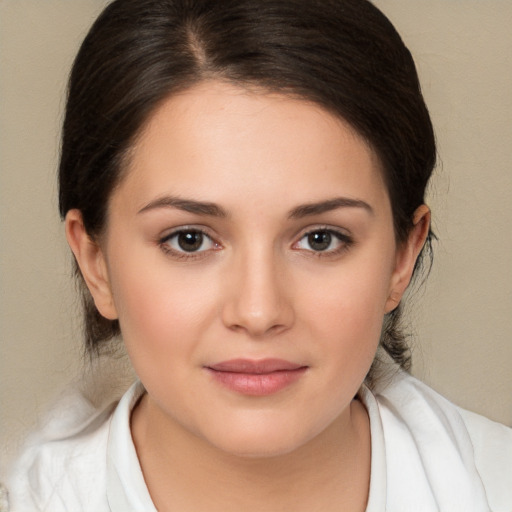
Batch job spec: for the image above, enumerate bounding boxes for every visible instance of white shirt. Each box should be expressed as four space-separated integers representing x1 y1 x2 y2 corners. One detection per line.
6 370 512 511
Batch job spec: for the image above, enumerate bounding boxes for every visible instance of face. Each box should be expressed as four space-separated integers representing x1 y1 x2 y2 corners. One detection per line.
72 81 422 457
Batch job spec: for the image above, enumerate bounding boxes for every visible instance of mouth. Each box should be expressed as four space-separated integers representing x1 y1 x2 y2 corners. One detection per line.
205 358 308 396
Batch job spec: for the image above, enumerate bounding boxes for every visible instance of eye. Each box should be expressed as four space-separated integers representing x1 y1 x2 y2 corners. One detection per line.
160 229 217 254
294 229 352 254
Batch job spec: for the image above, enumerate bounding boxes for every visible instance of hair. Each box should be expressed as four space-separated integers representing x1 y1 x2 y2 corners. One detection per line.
58 0 436 380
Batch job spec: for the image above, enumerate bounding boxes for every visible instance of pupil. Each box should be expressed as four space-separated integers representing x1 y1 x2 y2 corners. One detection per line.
308 231 331 251
178 232 203 252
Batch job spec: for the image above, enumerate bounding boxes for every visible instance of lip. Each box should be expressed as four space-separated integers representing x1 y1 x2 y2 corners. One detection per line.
205 358 308 396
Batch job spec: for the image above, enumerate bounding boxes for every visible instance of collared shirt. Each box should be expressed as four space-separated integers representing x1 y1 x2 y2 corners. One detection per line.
6 371 512 511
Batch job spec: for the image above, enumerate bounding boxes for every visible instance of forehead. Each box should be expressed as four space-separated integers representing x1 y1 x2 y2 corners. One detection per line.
115 81 388 214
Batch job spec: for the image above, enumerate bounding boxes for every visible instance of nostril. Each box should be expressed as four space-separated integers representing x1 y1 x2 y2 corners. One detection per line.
227 321 289 338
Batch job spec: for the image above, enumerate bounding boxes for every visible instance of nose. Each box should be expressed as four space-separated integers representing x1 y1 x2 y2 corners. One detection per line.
221 247 294 338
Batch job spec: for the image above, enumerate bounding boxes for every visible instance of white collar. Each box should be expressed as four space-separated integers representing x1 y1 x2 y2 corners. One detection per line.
104 381 385 511
104 375 490 511
106 381 156 512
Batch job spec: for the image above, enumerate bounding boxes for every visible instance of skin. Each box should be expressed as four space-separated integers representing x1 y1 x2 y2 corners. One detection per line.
66 81 430 511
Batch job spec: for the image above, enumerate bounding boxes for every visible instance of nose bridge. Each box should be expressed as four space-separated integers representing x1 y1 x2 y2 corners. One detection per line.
222 240 293 336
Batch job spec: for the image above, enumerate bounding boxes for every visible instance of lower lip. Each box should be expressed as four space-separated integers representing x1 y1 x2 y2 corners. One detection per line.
206 368 307 396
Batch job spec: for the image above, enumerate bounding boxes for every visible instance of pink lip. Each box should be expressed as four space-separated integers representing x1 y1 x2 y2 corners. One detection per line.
205 358 308 396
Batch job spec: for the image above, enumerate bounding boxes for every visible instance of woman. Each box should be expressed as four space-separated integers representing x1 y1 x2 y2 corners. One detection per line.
6 0 512 510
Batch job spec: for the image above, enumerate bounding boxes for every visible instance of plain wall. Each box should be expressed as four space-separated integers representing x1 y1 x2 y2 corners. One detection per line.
1 0 511 476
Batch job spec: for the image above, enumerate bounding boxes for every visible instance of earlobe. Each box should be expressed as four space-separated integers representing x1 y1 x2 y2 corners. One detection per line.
65 209 118 320
385 205 431 313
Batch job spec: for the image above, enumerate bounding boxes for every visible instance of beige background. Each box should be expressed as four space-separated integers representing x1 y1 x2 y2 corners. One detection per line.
1 0 511 477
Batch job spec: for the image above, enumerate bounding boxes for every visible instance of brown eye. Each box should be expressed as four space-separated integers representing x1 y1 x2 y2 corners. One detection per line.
294 228 353 255
307 231 332 251
161 229 216 254
177 231 204 252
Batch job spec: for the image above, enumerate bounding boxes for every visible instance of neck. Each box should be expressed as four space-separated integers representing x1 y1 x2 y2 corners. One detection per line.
131 393 371 512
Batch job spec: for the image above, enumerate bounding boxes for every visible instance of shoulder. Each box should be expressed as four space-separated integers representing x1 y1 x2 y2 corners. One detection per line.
370 369 512 510
458 406 512 512
5 387 117 512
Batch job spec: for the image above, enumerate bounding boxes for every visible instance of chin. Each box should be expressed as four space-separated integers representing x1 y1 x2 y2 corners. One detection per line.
200 415 320 460
213 435 308 459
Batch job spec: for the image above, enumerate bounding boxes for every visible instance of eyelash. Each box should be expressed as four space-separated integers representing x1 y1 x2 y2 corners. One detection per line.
293 227 354 258
158 226 354 261
158 227 220 261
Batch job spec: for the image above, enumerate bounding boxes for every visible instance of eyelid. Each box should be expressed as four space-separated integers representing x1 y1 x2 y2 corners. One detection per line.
292 225 354 255
158 225 222 259
294 224 352 241
158 223 218 241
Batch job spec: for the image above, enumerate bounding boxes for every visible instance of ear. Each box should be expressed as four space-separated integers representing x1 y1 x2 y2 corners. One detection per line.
385 205 431 314
65 209 118 320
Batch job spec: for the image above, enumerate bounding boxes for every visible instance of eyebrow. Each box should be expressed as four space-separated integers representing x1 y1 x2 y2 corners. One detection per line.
137 195 372 219
137 195 228 217
288 197 373 219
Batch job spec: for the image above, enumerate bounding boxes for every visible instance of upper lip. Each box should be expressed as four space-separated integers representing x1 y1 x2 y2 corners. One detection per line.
206 358 306 374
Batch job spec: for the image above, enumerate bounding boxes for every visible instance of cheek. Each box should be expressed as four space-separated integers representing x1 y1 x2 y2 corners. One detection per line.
302 256 392 334
297 250 394 376
106 249 218 362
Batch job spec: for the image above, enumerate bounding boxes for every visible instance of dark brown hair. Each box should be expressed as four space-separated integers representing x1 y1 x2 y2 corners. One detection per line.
59 0 436 376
